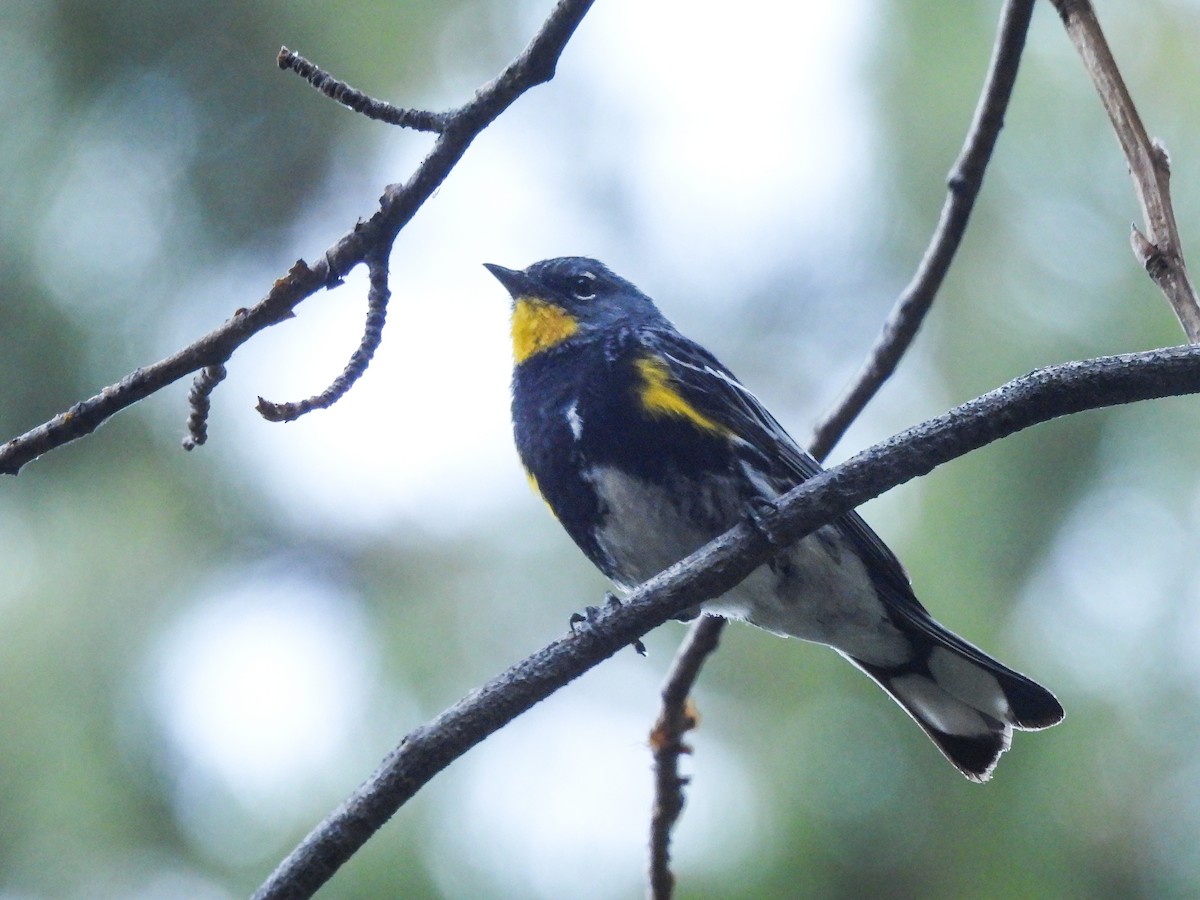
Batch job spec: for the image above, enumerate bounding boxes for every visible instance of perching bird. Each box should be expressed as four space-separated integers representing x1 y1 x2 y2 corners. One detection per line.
486 256 1063 781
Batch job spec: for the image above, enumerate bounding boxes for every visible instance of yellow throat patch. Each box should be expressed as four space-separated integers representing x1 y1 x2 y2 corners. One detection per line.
511 298 579 364
635 355 729 435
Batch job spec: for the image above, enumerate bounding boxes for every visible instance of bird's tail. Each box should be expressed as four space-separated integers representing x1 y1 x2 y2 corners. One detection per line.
845 639 1064 782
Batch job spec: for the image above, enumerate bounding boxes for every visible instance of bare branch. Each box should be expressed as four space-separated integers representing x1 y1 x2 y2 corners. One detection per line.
254 341 1200 900
648 615 722 899
1050 0 1200 341
0 0 596 476
277 47 449 132
257 248 391 422
182 362 229 450
809 0 1037 457
646 1 1038 890
0 260 323 476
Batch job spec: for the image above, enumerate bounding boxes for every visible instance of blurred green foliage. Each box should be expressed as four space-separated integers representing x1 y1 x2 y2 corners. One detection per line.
4 1 1200 898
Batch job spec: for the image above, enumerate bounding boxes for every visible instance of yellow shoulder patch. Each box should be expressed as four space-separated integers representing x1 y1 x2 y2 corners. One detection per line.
511 298 579 364
635 355 729 435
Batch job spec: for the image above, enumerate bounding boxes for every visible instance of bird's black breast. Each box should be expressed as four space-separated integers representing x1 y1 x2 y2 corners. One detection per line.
512 332 737 577
512 340 612 572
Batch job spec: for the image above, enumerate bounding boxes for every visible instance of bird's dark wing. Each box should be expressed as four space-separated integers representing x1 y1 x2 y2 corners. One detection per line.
640 326 920 605
639 328 1061 716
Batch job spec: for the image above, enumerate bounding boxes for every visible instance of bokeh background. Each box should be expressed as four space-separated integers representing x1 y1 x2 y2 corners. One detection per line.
3 1 1200 897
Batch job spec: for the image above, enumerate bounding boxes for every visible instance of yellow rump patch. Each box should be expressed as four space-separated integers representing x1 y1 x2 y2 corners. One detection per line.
511 298 579 364
635 355 729 435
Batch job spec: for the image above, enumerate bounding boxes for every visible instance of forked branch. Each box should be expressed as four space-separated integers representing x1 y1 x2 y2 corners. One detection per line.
0 0 596 475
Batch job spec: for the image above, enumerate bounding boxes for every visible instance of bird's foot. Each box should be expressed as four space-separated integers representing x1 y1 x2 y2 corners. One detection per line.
745 495 785 547
569 593 647 656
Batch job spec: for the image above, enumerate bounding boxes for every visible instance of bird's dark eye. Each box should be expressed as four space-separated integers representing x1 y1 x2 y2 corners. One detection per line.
568 273 597 301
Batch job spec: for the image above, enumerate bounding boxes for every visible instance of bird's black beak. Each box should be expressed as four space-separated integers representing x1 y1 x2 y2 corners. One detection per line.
484 263 534 299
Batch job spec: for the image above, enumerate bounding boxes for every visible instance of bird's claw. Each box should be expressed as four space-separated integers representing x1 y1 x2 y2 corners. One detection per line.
569 593 647 656
745 495 784 547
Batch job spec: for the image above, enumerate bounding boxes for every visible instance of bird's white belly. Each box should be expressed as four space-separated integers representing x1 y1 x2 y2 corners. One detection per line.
587 465 908 665
708 529 909 665
587 465 735 587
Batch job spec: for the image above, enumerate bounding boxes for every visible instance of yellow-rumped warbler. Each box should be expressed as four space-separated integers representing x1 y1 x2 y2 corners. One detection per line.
486 256 1063 781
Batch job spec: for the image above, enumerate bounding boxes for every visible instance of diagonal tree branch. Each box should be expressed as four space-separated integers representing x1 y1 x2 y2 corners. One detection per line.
1050 0 1200 341
808 0 1037 456
254 341 1200 900
0 0 595 476
0 261 322 476
647 1 1038 892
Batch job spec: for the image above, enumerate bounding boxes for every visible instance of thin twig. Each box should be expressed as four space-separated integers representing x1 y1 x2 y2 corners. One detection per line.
277 47 449 132
0 0 595 476
0 260 324 476
809 0 1037 457
182 362 230 450
648 615 722 899
257 249 391 422
1050 0 1200 341
645 1 1037 892
254 341 1200 900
